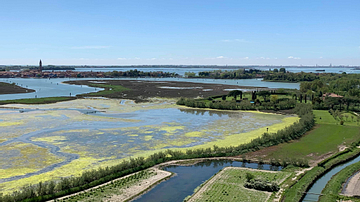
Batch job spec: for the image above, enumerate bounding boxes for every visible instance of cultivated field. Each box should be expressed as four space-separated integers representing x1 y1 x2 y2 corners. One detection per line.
187 167 291 202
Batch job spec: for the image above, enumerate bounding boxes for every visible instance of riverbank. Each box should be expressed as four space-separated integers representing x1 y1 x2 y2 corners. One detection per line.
50 168 173 202
0 82 35 94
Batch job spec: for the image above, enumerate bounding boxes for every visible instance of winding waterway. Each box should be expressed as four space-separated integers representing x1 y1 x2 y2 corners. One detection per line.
302 155 360 202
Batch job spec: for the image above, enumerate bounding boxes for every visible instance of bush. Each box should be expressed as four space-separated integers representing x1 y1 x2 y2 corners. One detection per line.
244 179 280 192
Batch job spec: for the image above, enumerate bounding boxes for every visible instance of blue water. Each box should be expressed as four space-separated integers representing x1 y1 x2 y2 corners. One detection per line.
133 160 281 202
302 155 360 202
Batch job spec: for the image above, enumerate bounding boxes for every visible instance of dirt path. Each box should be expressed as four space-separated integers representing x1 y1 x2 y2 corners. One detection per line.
48 168 172 202
343 170 360 196
105 168 172 202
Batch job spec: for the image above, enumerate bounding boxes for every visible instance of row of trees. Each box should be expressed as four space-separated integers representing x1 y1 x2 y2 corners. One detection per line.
185 69 264 79
0 104 314 202
104 69 180 78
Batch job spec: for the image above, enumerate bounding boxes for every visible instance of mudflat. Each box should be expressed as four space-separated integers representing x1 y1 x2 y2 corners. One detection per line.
66 79 267 101
0 82 35 94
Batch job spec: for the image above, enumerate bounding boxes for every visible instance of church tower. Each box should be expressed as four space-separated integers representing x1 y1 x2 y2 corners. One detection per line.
39 60 43 71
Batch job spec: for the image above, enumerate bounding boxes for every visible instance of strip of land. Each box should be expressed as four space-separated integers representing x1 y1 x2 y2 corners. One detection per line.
0 82 35 94
187 167 291 202
343 171 360 196
51 168 172 202
66 79 267 102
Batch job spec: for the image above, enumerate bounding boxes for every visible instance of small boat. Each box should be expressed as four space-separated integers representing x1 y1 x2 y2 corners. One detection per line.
315 69 325 72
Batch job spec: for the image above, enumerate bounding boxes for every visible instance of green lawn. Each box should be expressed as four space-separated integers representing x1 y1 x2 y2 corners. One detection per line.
314 110 359 126
188 168 290 202
254 110 360 162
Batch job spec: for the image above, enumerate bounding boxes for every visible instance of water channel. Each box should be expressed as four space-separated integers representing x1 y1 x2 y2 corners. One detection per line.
302 155 360 202
133 160 282 202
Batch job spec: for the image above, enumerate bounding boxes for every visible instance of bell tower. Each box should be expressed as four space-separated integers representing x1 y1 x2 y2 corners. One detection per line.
39 60 43 71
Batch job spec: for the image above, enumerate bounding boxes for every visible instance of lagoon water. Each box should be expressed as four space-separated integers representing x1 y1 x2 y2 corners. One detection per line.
0 99 291 193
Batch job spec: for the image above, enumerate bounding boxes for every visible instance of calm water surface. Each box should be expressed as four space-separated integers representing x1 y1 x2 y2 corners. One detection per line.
302 155 360 201
133 160 282 202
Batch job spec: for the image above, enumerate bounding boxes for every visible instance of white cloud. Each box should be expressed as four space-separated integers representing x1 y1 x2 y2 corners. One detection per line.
150 58 156 60
71 46 110 49
319 56 323 59
244 57 249 59
288 56 301 59
221 39 249 43
117 58 127 60
216 56 225 59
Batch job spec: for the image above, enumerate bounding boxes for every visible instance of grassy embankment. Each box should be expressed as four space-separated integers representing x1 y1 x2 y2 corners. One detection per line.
278 110 360 201
318 161 360 202
0 97 76 105
58 169 161 202
185 168 291 202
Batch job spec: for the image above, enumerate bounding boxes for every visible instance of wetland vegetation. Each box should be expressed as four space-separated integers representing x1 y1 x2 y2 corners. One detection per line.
0 82 35 95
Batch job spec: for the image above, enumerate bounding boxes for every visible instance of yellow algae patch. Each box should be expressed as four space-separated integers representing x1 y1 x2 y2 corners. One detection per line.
32 136 67 143
0 168 38 179
128 134 138 137
0 142 65 179
185 131 204 137
143 135 153 141
0 139 6 143
0 121 23 127
189 116 299 149
160 126 185 136
0 156 105 194
97 132 105 135
65 129 90 133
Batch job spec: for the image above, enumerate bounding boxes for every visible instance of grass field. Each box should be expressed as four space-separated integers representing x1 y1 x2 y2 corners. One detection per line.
187 167 290 202
0 96 76 105
248 110 360 163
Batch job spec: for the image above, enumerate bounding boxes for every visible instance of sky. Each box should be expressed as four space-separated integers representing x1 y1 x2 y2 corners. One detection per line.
0 0 359 66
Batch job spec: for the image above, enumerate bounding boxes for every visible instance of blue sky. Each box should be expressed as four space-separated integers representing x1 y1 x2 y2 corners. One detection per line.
0 0 359 65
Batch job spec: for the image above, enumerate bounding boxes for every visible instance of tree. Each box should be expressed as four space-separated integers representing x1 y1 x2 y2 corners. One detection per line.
228 90 242 101
258 91 271 102
270 95 278 103
222 95 227 101
280 68 286 73
273 68 279 73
